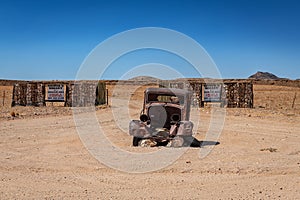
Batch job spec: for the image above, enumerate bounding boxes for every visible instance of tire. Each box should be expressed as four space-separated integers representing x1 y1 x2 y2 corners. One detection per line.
132 137 142 146
170 136 184 147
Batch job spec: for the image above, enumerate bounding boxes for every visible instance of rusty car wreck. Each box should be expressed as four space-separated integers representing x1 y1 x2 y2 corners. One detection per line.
129 88 201 147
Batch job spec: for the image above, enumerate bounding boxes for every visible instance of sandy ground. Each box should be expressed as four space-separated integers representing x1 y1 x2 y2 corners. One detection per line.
1 102 300 199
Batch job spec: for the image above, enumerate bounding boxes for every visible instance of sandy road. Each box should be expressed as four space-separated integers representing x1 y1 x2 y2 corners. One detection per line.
0 107 300 199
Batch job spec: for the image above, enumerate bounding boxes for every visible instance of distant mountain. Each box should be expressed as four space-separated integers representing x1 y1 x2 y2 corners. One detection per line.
248 71 280 80
128 76 160 82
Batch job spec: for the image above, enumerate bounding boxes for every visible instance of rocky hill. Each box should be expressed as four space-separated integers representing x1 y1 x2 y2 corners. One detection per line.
248 71 280 80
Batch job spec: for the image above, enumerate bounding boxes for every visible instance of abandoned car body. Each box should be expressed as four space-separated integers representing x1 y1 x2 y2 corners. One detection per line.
129 88 201 147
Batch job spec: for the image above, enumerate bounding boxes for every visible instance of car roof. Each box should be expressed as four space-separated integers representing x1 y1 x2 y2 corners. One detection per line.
145 88 191 96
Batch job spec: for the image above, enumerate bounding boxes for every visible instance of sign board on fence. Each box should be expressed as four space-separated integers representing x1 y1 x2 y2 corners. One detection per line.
45 84 66 101
203 84 222 102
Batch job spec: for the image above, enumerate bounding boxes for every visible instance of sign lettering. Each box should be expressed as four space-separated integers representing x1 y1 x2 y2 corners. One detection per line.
46 84 65 101
203 84 222 102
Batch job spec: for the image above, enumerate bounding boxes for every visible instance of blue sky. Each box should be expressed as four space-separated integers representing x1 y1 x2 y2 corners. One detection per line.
0 0 299 80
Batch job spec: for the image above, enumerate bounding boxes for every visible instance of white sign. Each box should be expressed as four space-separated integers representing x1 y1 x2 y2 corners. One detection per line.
46 84 65 101
203 84 222 102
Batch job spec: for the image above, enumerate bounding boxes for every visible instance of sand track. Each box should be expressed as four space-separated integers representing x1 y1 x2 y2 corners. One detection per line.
1 105 300 199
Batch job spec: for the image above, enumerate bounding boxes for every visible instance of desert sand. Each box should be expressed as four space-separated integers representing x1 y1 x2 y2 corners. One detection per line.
1 84 300 199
